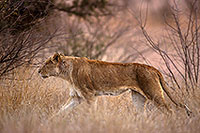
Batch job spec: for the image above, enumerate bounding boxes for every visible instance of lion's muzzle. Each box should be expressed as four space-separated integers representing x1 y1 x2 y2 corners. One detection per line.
41 75 48 78
38 69 41 74
38 68 48 78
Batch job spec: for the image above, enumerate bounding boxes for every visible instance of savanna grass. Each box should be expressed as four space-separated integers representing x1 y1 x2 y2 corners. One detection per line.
0 66 199 133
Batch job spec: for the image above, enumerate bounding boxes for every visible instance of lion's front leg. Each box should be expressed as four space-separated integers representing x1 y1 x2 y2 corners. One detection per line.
52 95 82 118
60 96 81 112
60 95 82 113
49 94 82 120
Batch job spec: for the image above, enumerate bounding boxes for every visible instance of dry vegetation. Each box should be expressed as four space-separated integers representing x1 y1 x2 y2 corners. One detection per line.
0 66 200 133
1 0 200 133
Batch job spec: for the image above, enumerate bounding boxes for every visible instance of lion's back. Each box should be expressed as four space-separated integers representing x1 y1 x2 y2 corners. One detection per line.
73 58 161 91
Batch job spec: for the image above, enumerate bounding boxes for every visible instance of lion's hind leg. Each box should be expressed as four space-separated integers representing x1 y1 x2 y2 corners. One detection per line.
152 94 172 114
137 76 172 115
131 90 147 113
143 88 172 115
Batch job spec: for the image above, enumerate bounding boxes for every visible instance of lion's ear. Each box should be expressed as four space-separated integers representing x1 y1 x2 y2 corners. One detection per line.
52 53 62 63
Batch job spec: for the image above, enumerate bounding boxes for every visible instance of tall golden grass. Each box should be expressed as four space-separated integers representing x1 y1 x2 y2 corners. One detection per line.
0 66 200 133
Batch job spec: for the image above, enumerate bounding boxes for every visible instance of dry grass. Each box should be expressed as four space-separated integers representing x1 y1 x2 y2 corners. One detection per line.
0 66 200 133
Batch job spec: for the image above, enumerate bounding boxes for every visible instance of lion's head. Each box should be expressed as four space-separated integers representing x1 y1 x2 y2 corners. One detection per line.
38 53 63 78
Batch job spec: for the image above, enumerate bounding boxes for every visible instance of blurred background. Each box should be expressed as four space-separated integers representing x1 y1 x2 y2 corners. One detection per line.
0 0 200 132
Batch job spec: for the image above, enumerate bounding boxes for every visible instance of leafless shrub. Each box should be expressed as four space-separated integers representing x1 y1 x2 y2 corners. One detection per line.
0 0 116 77
129 0 200 93
185 0 200 14
0 28 59 77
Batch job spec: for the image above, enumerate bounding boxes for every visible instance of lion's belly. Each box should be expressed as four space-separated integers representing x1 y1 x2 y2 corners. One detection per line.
94 85 146 98
95 87 131 96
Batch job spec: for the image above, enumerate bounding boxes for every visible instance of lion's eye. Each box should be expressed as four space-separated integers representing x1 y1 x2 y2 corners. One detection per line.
49 60 53 63
45 60 53 65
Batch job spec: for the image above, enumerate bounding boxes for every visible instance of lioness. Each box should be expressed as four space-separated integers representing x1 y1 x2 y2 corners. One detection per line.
38 53 191 116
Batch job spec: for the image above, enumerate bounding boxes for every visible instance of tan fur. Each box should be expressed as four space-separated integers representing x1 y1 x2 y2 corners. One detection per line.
38 53 191 116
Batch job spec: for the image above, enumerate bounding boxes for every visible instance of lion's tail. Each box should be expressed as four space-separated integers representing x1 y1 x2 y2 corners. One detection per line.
158 73 192 117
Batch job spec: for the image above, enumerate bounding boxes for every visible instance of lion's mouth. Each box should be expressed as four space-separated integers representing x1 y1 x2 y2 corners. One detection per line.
42 75 48 78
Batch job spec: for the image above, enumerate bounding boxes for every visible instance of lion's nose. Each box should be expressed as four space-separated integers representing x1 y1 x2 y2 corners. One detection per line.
38 69 41 73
